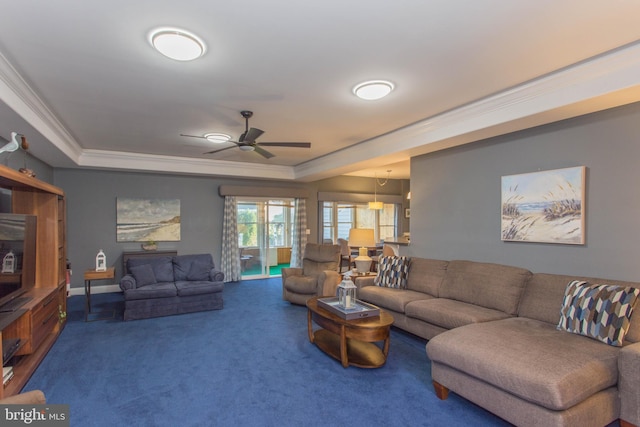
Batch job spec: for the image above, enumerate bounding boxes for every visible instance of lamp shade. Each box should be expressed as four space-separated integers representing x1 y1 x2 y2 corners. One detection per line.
348 228 375 248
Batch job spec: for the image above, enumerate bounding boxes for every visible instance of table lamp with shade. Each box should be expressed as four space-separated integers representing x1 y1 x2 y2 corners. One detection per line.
348 228 375 273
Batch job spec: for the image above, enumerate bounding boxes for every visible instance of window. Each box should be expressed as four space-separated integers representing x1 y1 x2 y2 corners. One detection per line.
321 201 398 243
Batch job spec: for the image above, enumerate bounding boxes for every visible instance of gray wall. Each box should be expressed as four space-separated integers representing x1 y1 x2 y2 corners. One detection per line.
408 101 640 282
54 169 309 288
53 169 407 289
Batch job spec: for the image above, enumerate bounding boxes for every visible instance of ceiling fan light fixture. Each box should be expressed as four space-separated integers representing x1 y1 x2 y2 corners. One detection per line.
204 133 231 144
238 145 255 152
149 28 206 61
353 80 395 100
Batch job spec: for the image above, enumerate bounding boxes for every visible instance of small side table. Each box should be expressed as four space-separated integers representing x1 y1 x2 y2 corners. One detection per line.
84 267 115 322
342 271 376 282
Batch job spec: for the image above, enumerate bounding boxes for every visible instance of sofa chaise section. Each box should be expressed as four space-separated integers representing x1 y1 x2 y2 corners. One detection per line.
120 253 224 320
426 271 640 427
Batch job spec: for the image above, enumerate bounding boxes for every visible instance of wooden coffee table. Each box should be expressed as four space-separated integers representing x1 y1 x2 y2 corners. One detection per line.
306 296 394 368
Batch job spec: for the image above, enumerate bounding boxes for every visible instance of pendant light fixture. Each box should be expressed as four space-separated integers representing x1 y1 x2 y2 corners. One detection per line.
368 170 391 210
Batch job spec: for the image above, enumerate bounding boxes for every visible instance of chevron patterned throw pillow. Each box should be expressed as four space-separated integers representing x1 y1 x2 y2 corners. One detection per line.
558 280 640 347
374 256 411 289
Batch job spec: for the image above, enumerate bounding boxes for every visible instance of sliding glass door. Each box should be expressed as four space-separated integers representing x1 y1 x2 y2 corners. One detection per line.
238 198 294 278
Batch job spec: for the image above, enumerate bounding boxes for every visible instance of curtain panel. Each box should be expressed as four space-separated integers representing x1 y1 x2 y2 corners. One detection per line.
221 196 242 282
290 198 307 268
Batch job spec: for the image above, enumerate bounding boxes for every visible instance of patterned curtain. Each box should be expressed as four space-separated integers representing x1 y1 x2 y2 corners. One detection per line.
290 198 307 268
221 196 242 282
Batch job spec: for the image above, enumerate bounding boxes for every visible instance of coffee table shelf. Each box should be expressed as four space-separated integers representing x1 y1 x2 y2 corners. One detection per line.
306 296 393 368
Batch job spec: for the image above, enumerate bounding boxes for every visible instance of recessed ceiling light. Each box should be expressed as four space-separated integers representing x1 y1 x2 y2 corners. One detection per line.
353 80 395 100
204 133 231 143
149 28 206 61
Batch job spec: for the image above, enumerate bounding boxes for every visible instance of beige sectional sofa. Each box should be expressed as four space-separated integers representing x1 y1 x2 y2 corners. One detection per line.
354 258 640 427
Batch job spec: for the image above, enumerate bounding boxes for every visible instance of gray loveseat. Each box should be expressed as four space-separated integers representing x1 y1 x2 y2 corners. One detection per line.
354 258 640 427
120 253 224 321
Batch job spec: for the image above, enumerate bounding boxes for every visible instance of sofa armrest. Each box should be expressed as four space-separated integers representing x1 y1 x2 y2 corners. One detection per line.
318 270 341 297
354 275 376 290
209 268 224 282
620 342 640 426
120 274 137 291
281 267 303 281
0 390 46 404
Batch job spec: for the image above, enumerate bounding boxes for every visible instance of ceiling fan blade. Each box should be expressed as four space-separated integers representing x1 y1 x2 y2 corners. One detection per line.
257 142 311 148
180 134 207 139
244 127 264 142
203 145 237 155
253 145 275 159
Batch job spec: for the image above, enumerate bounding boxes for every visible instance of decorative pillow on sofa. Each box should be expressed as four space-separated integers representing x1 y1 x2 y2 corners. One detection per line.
557 280 640 346
374 256 410 289
130 264 157 287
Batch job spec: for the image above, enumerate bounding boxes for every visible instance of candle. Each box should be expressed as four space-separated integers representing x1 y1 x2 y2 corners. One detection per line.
345 295 351 308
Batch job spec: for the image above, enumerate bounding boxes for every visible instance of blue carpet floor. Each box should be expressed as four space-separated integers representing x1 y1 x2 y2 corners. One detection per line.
24 278 509 427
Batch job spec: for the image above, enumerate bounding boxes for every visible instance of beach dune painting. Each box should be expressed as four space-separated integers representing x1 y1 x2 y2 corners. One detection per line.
501 166 586 244
116 198 181 242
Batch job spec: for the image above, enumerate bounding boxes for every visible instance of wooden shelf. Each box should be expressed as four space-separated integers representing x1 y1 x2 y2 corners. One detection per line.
0 165 66 399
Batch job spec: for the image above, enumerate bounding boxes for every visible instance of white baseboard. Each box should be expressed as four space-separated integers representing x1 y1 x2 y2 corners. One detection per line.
69 284 122 296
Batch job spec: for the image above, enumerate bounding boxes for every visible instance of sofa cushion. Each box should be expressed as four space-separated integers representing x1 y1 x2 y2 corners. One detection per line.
175 280 224 297
188 262 211 281
358 287 433 313
173 254 214 281
440 260 531 315
557 280 640 347
127 256 174 283
406 298 511 329
426 317 620 411
130 264 157 287
124 282 177 300
405 258 448 296
374 256 410 288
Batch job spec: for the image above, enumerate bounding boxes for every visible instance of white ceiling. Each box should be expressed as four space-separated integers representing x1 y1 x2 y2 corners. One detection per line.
1 1 640 182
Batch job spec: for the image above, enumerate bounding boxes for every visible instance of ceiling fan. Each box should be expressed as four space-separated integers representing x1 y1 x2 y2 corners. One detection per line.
180 110 311 159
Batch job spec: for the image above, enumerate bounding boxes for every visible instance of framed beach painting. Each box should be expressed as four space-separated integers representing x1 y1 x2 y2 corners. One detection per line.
501 166 586 244
116 198 181 242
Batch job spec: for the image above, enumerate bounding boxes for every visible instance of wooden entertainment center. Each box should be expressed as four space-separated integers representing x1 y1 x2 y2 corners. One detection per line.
0 164 67 399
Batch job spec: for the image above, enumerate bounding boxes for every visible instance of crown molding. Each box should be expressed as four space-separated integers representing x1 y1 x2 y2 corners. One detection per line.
0 51 83 161
78 149 295 180
294 41 640 181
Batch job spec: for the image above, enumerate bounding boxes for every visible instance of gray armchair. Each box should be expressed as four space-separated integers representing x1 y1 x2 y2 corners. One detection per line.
282 243 341 305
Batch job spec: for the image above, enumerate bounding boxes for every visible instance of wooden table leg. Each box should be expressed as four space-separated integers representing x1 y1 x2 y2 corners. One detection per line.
382 333 390 358
307 309 314 343
84 279 91 322
340 325 348 368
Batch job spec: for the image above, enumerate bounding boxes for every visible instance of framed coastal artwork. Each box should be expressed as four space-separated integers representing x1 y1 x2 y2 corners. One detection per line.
501 166 586 244
116 198 181 242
